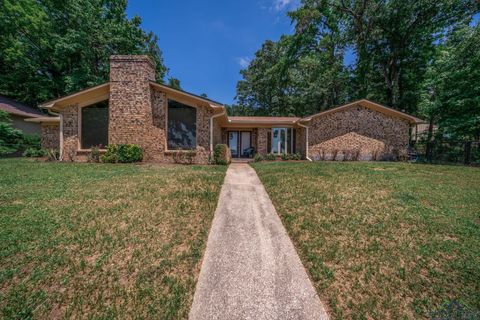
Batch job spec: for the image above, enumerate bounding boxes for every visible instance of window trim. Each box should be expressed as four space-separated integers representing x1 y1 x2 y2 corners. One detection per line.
165 96 199 152
77 96 109 152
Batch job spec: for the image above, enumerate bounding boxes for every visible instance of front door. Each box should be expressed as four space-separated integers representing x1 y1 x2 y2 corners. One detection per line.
272 128 287 155
240 132 251 157
228 131 252 158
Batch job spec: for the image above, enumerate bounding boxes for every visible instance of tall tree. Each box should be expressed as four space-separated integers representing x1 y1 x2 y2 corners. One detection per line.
420 22 480 142
236 0 479 116
0 0 168 106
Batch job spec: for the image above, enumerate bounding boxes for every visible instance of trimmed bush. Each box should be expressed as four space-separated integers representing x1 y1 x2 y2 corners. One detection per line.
101 144 143 163
265 153 276 161
213 144 231 165
291 153 301 160
254 153 263 162
87 146 101 163
23 147 46 157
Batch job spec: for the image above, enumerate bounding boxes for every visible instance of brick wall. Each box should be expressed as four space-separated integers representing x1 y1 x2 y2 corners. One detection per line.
40 124 60 150
308 104 410 160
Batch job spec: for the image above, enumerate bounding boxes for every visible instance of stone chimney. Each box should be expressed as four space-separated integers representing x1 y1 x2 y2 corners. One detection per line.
108 55 156 148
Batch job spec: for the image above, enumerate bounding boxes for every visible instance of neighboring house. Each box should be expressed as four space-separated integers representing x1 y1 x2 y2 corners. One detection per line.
34 55 424 163
0 95 44 135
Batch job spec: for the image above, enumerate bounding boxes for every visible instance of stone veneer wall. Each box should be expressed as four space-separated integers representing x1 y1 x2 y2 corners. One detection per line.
308 104 410 160
109 55 164 162
257 128 269 156
40 123 60 150
295 127 306 158
212 117 223 147
61 104 79 161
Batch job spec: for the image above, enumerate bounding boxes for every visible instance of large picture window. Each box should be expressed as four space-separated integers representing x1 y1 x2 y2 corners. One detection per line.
167 99 196 150
81 100 109 149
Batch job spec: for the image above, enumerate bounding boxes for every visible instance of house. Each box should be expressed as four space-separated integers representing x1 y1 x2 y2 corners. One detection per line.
34 55 424 163
0 95 44 135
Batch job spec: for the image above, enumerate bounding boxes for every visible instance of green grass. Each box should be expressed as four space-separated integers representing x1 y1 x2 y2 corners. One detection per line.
0 159 226 319
251 161 480 319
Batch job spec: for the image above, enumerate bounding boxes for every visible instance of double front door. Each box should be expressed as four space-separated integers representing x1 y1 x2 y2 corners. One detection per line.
228 131 251 158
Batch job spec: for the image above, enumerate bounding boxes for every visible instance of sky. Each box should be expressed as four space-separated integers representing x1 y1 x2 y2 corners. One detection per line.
126 0 301 105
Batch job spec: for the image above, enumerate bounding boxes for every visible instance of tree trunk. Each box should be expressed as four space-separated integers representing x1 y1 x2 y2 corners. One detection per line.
464 141 472 165
425 116 435 163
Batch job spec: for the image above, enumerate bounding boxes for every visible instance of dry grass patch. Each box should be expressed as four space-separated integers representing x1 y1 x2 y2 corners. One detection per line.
0 159 226 319
252 161 480 319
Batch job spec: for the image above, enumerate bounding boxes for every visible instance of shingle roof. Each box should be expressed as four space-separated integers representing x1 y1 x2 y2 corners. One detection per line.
0 95 44 118
228 116 300 123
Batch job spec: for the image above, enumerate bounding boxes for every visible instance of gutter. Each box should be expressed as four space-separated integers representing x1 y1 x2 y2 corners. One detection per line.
297 122 312 161
210 108 226 152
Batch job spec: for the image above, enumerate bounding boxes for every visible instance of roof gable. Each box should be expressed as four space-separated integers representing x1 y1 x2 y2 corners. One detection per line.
302 99 425 124
0 95 44 118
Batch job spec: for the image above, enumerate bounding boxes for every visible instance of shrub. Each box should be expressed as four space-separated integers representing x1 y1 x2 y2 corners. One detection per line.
23 147 46 157
45 149 60 161
291 153 301 160
87 146 101 163
281 153 289 161
254 153 263 162
0 110 24 155
265 153 276 161
101 144 143 163
213 144 231 165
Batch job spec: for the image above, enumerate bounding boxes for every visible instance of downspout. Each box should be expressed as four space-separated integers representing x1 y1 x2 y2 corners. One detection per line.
297 122 312 161
210 108 226 152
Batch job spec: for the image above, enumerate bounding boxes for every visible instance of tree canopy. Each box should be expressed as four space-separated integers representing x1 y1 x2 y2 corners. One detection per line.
0 0 167 107
235 0 479 122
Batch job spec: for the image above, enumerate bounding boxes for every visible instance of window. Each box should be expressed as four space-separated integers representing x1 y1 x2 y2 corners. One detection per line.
167 99 196 150
81 100 109 149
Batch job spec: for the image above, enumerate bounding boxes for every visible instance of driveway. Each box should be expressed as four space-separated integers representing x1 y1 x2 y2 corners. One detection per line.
189 163 328 320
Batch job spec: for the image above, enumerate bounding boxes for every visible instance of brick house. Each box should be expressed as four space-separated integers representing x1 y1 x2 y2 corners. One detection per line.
34 55 423 163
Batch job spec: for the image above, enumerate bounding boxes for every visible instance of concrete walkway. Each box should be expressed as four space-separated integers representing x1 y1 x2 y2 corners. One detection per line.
189 164 329 320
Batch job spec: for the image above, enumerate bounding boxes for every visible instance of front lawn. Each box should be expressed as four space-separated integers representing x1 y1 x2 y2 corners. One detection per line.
0 159 226 319
252 161 480 319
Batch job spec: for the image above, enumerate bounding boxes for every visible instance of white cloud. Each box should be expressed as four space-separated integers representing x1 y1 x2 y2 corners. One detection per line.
272 0 297 11
237 57 251 69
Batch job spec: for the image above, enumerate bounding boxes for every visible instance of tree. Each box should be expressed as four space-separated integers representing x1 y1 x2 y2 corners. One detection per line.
0 0 168 107
0 110 26 155
419 22 480 163
235 0 479 116
168 77 182 90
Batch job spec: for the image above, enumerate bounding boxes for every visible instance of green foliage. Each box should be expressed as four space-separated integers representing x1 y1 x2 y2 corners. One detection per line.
87 146 101 163
265 153 276 161
0 110 41 156
280 153 302 161
167 77 182 90
253 153 263 162
22 148 45 157
0 111 23 155
0 0 168 106
235 1 478 117
101 144 143 163
421 23 480 141
213 144 231 165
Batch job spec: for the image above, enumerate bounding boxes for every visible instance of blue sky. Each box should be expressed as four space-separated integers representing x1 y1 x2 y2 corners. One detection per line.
127 3 480 105
127 0 300 105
